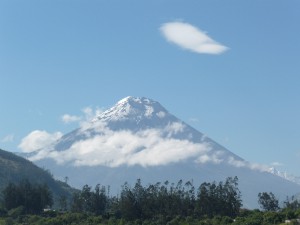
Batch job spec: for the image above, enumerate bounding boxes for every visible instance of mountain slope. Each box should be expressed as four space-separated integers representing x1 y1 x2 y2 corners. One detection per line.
269 167 300 185
24 96 300 208
0 148 74 205
29 96 243 167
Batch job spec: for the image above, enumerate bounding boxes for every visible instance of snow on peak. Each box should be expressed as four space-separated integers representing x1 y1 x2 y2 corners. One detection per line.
269 167 300 185
96 96 169 122
116 96 158 107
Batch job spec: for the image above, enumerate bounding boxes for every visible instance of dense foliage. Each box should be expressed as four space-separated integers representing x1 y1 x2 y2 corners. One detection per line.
3 180 53 214
68 176 242 221
1 177 300 224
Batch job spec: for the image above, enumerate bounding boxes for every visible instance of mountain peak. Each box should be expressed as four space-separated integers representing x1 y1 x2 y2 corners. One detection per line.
96 96 169 123
117 96 154 105
116 96 160 109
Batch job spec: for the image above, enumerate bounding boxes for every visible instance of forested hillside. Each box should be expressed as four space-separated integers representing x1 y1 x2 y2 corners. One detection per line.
0 148 74 203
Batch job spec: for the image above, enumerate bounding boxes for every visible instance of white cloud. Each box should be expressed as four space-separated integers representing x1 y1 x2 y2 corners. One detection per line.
18 130 63 153
21 118 273 173
61 114 81 124
82 107 94 119
227 157 247 168
25 123 274 173
227 156 269 172
160 21 228 55
270 162 284 167
189 118 199 123
24 107 274 172
61 107 104 126
81 107 103 126
1 134 14 143
196 150 225 164
164 122 185 137
83 107 103 120
28 123 213 167
20 107 104 153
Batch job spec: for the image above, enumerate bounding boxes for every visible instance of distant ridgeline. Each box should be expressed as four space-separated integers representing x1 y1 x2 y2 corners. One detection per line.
0 148 74 203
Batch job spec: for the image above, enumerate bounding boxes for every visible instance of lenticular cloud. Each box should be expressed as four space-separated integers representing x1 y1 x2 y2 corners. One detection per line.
160 21 228 55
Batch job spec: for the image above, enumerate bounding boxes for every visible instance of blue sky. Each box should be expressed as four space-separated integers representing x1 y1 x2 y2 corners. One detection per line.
1 0 300 176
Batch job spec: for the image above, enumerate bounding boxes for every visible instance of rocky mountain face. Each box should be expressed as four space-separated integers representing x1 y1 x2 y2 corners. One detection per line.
23 96 300 208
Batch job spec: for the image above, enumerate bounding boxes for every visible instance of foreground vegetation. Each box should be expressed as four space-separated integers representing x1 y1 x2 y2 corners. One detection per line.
0 177 300 225
1 210 300 225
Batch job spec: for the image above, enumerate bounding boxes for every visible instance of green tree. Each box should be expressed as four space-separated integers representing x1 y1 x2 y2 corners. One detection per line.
3 180 53 214
71 192 84 212
59 195 68 211
91 184 107 215
119 182 138 220
81 184 93 212
196 182 213 217
258 192 279 212
222 176 242 217
196 177 242 218
284 196 300 211
3 183 19 211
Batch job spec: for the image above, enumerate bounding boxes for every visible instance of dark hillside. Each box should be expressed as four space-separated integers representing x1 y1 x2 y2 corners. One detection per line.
0 148 75 206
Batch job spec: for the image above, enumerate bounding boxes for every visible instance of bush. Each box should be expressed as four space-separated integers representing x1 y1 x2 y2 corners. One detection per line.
263 211 283 224
3 218 14 225
0 207 7 217
7 206 24 219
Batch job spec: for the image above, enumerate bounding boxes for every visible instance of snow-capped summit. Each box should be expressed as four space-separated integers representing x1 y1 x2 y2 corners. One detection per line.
95 96 169 123
50 96 242 162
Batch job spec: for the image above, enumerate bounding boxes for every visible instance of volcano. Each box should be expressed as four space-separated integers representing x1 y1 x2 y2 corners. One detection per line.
25 96 300 208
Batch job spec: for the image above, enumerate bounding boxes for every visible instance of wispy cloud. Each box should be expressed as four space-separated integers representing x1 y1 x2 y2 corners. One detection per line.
18 130 63 153
1 134 14 143
160 21 228 55
19 107 104 153
196 151 224 164
227 156 269 172
82 107 103 120
189 118 199 123
61 114 81 124
270 162 284 167
61 107 103 125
